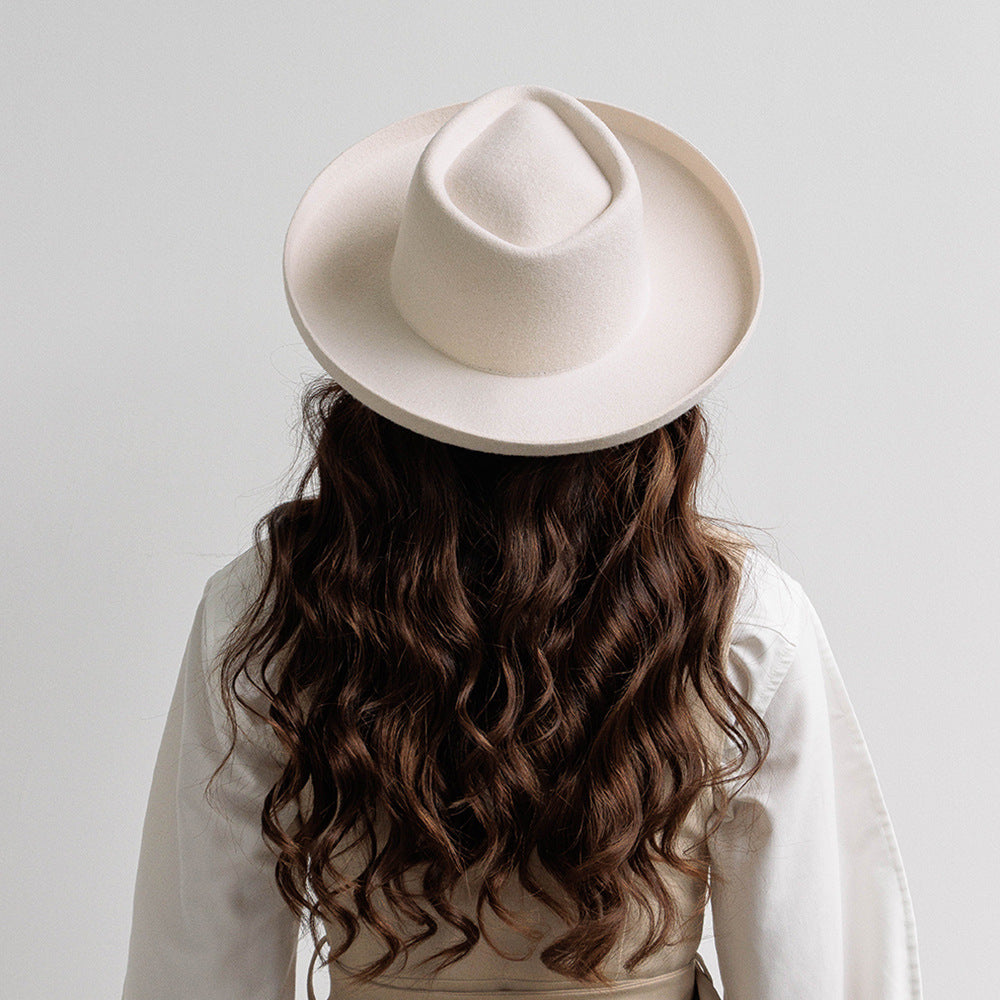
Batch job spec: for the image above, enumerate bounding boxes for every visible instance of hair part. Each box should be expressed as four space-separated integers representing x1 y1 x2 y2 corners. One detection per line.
206 375 770 988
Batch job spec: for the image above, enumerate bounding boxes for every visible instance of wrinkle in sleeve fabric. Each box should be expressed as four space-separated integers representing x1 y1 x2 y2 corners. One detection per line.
121 575 302 1000
707 577 923 999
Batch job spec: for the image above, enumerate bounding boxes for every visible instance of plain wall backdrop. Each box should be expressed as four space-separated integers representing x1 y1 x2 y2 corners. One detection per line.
2 2 997 996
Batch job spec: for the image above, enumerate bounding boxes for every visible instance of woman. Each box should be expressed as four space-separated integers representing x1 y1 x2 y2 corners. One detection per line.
121 84 922 999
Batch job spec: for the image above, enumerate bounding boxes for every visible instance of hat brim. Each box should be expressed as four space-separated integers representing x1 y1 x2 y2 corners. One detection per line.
283 96 762 456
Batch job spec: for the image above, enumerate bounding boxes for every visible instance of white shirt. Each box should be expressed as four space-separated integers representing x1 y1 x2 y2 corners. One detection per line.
706 545 922 998
121 544 922 999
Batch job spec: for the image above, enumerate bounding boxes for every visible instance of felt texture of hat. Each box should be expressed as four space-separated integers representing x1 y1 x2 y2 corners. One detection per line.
283 83 762 456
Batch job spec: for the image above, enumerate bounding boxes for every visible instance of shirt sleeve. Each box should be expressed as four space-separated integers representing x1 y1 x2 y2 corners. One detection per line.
707 581 923 999
121 575 302 1000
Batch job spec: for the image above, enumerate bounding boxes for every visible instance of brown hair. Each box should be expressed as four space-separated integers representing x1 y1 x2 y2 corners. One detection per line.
207 375 769 988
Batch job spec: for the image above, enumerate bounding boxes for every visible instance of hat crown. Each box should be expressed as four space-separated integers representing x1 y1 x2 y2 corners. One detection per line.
388 84 651 377
445 98 612 249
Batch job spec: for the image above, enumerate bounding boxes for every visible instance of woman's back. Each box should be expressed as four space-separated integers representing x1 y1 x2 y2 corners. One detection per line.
130 526 918 1000
122 508 920 999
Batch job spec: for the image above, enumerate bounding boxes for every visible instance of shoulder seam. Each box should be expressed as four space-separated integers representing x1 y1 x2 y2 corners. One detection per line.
754 578 811 719
198 573 221 682
731 617 801 646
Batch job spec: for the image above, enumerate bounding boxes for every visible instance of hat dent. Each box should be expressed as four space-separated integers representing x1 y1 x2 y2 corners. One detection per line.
444 100 611 249
388 84 652 377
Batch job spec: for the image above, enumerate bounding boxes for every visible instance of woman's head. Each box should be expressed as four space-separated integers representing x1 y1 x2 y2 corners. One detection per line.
208 376 768 987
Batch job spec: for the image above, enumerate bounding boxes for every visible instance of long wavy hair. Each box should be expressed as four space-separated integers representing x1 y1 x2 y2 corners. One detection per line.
206 375 770 989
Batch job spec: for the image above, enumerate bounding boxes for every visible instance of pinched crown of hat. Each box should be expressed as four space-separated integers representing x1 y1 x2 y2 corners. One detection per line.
388 86 651 376
283 83 763 455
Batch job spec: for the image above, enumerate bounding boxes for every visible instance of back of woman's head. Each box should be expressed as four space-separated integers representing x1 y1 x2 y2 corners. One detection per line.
209 376 768 987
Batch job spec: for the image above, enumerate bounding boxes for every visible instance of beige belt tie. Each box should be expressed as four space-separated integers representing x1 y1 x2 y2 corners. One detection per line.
309 936 723 1000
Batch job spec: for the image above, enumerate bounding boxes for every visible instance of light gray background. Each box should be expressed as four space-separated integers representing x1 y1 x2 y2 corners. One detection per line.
2 2 996 997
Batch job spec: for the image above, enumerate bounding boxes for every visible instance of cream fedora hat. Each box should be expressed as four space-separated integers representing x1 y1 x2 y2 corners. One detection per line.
283 83 762 456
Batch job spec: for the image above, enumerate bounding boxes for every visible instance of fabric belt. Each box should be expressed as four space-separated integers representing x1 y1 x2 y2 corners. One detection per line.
309 935 723 1000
